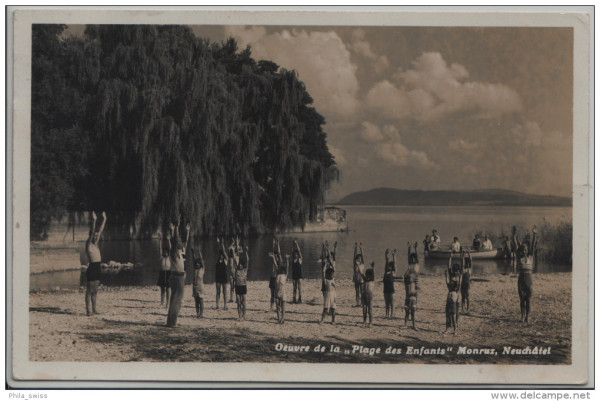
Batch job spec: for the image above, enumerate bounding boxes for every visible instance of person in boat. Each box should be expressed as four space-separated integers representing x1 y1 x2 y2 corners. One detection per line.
166 219 190 327
361 261 375 328
461 249 473 313
444 251 463 335
352 243 366 307
404 242 420 330
272 252 289 324
191 244 206 318
481 235 493 251
472 234 482 251
383 248 396 319
450 237 461 253
227 237 238 304
215 237 229 310
291 240 303 303
516 226 537 325
429 230 441 250
423 235 431 253
269 237 282 311
85 211 107 316
320 251 337 324
235 241 249 321
156 229 172 308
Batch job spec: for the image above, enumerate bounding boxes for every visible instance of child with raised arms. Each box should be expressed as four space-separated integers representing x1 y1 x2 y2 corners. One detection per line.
383 248 396 319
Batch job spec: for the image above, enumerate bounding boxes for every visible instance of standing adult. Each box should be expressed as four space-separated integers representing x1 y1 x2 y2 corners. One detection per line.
166 219 190 327
517 226 537 325
85 211 107 316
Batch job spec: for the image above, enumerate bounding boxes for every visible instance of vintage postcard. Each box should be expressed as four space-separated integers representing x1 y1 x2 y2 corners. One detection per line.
7 6 592 387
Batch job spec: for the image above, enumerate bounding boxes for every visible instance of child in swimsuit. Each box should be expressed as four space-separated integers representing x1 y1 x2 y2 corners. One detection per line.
383 249 396 319
227 242 237 303
408 241 421 275
352 243 365 307
320 256 337 324
461 250 473 313
274 254 289 324
215 237 229 310
444 253 463 335
157 231 172 308
291 240 303 303
404 242 420 329
191 246 205 318
235 245 249 321
361 262 375 328
269 237 282 311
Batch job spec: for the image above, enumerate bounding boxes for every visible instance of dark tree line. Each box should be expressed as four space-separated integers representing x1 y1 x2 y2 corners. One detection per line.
31 25 338 239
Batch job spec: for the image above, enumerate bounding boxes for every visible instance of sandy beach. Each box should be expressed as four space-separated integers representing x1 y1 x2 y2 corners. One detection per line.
29 273 571 364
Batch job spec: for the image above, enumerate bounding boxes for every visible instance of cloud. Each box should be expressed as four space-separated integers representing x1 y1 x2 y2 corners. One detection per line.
225 26 360 119
360 121 385 142
366 52 523 121
349 29 390 74
510 121 543 147
360 122 437 169
377 142 438 168
449 139 478 151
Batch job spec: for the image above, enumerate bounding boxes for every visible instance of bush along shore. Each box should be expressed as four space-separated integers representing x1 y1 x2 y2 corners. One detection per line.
29 275 571 364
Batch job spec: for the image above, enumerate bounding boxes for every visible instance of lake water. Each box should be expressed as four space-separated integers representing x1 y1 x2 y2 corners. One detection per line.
30 206 572 290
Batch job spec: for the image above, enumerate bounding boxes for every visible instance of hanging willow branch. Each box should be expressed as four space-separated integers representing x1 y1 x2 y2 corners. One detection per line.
30 25 338 239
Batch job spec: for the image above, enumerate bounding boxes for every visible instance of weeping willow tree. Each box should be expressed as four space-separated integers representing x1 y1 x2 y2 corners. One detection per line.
30 25 337 239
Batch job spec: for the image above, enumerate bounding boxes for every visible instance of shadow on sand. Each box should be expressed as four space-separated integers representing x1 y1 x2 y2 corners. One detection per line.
80 319 569 364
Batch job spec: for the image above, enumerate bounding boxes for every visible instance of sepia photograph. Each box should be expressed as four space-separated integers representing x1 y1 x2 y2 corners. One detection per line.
8 7 592 387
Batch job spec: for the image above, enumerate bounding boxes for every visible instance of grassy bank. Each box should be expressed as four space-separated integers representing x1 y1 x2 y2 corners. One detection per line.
29 275 571 364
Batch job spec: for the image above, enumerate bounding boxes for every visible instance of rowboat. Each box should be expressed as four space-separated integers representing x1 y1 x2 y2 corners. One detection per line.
425 246 507 260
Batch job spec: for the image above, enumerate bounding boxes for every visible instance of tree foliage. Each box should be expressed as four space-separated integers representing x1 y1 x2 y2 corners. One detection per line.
31 25 337 239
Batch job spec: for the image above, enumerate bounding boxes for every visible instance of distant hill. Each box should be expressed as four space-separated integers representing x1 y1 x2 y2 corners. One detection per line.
336 188 571 207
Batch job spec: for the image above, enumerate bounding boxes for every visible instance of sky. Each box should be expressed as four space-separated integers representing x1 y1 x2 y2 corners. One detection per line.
67 25 574 200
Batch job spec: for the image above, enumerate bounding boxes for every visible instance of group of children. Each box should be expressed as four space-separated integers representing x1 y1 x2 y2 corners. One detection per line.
155 226 539 330
154 226 539 331
267 237 303 323
85 212 539 332
154 232 428 329
441 225 539 334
